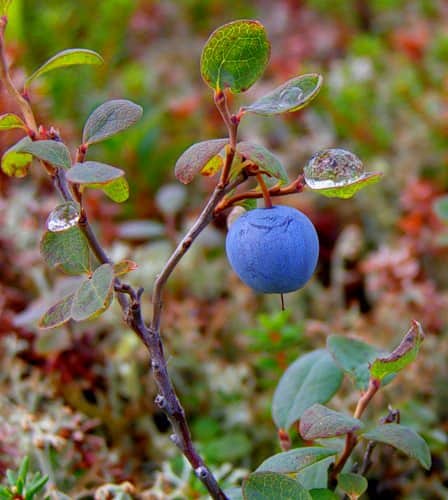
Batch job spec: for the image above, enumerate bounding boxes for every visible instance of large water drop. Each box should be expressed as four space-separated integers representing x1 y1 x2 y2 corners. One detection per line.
47 201 80 232
304 148 364 189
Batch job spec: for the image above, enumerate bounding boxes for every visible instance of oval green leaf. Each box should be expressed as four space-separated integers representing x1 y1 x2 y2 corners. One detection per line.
174 138 228 184
243 74 323 115
225 488 243 500
370 321 424 381
337 473 368 499
243 472 311 500
39 293 74 330
66 161 124 185
236 141 289 186
306 172 382 199
25 49 103 87
0 113 26 131
87 177 130 203
82 99 143 145
272 349 343 430
71 264 114 321
41 226 90 275
299 404 363 440
256 447 337 475
361 424 431 470
17 139 72 169
1 137 33 177
309 489 338 500
200 20 270 93
327 335 383 390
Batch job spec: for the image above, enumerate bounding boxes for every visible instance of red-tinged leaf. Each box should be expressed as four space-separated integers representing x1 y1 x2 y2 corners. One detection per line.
174 138 228 184
82 99 143 145
370 321 425 380
38 294 74 329
299 404 363 440
113 260 138 276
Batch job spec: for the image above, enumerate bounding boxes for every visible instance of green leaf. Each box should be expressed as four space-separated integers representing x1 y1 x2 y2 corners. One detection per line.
82 99 143 145
337 473 368 499
0 113 26 131
256 447 337 475
370 321 424 381
174 138 228 184
71 264 114 321
89 177 130 203
434 195 448 222
0 0 12 15
1 136 33 177
236 141 289 186
200 154 224 177
66 161 124 184
307 172 383 199
17 140 72 169
243 472 311 500
309 489 338 500
24 474 48 500
38 293 74 329
361 424 431 470
200 19 270 93
272 349 343 430
25 49 103 87
299 404 363 440
6 469 16 486
41 227 90 275
113 260 138 277
242 74 323 115
297 456 334 490
225 488 243 500
17 456 29 485
327 335 383 390
0 485 13 499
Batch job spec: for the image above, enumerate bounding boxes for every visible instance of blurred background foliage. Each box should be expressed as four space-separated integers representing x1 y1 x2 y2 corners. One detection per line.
1 0 448 498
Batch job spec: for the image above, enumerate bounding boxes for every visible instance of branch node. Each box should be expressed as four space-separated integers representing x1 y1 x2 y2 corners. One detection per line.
154 394 166 409
195 466 209 480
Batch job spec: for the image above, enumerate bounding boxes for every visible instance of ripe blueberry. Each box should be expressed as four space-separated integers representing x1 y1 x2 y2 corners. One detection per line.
225 205 319 293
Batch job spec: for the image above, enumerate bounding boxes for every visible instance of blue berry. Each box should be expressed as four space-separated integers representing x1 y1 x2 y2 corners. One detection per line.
226 205 319 293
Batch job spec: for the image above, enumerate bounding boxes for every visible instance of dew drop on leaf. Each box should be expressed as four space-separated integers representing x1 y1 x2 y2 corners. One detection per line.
47 202 80 232
304 148 364 189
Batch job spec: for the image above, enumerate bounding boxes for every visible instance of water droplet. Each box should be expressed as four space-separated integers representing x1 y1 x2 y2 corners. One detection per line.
304 148 364 189
46 202 80 232
278 86 303 108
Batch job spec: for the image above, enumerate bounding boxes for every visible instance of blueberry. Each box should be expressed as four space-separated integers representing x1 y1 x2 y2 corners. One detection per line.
225 205 319 293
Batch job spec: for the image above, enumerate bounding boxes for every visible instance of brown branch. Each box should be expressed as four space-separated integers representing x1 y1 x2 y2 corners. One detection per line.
214 175 305 214
0 19 228 499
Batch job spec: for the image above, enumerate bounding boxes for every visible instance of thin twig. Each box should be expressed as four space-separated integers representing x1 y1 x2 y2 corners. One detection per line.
0 21 228 499
330 378 381 481
0 17 37 131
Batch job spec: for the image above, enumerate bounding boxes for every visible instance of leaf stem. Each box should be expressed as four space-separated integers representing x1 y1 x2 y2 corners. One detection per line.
0 16 37 132
330 377 380 481
256 172 273 208
214 174 305 214
214 89 239 185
